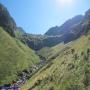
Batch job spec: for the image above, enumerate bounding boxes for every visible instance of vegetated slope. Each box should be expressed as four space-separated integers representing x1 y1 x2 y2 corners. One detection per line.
21 33 90 90
0 3 16 37
0 27 40 86
37 43 65 60
15 27 26 38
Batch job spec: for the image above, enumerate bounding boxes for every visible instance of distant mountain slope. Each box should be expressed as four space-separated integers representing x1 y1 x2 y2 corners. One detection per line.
44 9 90 43
71 9 90 36
45 15 84 36
85 9 90 20
0 27 39 85
19 9 90 50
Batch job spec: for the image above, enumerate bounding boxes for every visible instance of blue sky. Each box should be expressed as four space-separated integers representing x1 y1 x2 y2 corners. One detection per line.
0 0 90 34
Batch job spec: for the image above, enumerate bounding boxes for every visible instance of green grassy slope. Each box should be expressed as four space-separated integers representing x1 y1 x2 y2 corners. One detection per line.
37 43 64 60
0 27 40 86
21 33 90 90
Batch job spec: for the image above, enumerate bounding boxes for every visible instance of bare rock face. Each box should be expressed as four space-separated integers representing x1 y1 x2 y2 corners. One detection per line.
45 15 84 36
85 9 90 20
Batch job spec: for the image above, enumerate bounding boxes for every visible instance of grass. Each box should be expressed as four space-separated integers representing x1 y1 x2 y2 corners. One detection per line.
0 27 40 86
21 33 90 90
37 43 64 60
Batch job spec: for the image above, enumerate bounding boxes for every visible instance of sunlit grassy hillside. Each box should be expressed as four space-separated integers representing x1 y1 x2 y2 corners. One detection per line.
37 43 65 60
21 33 90 90
0 27 40 86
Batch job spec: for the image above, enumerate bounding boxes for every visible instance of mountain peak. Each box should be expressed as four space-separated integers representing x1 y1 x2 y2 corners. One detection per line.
85 9 90 20
45 15 84 36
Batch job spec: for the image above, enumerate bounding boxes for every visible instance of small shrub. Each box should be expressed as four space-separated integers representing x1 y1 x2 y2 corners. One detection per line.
87 48 90 57
4 84 11 87
83 55 88 61
68 63 75 70
74 53 78 60
71 49 75 54
37 80 41 85
83 75 89 87
83 69 90 87
49 76 53 82
81 51 84 56
0 86 2 89
22 69 29 74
